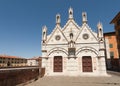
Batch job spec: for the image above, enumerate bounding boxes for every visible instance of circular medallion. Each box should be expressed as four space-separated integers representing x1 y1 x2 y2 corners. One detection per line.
83 34 89 40
55 35 61 41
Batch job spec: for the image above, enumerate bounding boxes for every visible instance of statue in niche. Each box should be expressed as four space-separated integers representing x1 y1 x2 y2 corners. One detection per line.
69 41 75 48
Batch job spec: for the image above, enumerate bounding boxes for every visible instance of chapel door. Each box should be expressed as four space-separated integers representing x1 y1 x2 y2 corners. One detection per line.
54 56 62 72
82 56 92 72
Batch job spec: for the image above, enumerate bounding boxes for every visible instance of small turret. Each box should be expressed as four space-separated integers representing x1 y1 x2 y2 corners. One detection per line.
69 7 73 19
42 26 47 43
56 14 61 25
82 12 87 24
97 22 103 41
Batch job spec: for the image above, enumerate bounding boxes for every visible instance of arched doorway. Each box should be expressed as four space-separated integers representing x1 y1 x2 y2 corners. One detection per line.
82 56 92 72
53 56 62 72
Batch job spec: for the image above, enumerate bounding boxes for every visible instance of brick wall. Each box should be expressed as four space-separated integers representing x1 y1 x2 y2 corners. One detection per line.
0 67 39 86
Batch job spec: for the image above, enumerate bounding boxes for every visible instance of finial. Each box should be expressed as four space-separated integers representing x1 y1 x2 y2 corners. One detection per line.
42 25 47 31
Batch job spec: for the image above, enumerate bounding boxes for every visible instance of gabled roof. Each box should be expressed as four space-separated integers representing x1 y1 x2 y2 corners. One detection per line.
75 23 98 42
62 19 81 31
47 25 68 43
110 12 120 24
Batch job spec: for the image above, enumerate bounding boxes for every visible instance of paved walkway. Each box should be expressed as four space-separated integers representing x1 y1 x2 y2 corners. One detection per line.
26 72 120 86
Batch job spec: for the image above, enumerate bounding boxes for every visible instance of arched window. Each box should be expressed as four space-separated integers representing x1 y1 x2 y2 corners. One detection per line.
70 33 73 39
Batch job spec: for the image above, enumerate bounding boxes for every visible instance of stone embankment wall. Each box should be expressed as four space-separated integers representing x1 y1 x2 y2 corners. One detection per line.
0 67 39 86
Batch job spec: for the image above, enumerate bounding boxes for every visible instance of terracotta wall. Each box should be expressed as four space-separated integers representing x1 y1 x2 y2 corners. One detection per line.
105 34 119 59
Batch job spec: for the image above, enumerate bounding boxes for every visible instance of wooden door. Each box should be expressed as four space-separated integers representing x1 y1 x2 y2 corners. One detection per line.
54 56 62 72
82 56 92 72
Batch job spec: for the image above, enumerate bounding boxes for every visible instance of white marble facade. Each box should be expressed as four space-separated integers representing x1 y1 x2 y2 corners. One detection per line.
41 8 107 76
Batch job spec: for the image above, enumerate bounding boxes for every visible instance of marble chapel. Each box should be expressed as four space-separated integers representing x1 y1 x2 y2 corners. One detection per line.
41 8 107 76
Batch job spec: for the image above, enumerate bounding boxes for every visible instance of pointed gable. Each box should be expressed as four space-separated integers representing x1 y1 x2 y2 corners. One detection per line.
76 24 98 43
47 25 68 44
62 19 81 41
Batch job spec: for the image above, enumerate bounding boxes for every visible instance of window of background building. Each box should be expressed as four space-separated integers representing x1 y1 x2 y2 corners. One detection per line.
108 36 111 39
117 19 120 25
109 44 113 48
110 52 114 59
119 29 120 36
3 61 5 63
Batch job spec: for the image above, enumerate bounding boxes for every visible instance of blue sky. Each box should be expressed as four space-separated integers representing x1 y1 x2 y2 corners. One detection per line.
0 0 120 58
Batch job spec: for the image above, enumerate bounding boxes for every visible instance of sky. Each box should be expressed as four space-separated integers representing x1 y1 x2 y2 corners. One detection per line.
0 0 120 58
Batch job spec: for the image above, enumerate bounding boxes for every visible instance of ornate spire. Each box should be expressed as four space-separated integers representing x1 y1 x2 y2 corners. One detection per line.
69 7 73 19
56 13 61 25
97 22 103 41
97 22 103 30
82 12 87 24
42 26 47 43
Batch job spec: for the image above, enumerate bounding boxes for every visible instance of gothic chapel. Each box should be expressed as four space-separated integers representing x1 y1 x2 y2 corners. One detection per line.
41 8 107 76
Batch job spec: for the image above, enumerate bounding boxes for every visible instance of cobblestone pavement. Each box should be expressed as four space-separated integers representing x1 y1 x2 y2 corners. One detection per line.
26 72 120 86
